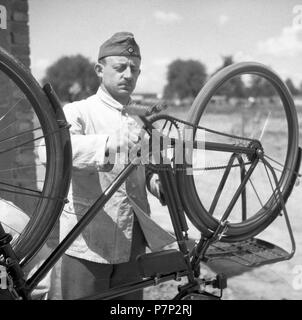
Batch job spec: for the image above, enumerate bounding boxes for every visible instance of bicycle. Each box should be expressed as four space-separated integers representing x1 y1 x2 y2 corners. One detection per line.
0 46 301 300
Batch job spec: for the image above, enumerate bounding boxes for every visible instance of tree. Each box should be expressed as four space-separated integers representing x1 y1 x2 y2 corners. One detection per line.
285 78 299 96
248 75 275 97
42 55 99 103
214 55 247 99
163 59 207 100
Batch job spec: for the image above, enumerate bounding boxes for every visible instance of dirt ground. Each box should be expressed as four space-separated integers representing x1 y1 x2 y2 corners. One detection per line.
143 104 302 300
145 183 302 300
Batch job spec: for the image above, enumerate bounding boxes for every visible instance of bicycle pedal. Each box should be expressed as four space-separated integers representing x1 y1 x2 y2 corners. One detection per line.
212 273 227 290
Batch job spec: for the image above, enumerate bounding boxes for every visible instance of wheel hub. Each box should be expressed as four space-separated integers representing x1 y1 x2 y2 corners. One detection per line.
247 140 264 161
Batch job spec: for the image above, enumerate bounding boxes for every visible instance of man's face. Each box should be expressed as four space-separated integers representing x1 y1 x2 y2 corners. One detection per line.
96 56 141 105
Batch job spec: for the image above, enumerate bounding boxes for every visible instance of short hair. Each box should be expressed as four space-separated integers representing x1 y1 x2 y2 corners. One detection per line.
98 57 107 66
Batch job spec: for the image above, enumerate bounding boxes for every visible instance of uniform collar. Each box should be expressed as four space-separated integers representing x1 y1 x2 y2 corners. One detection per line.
96 87 131 113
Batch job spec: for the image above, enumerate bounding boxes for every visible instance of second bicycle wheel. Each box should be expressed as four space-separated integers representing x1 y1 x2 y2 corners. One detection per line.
0 47 71 264
176 62 299 242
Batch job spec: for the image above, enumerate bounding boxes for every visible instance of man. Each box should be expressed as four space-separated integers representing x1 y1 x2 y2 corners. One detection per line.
60 32 174 300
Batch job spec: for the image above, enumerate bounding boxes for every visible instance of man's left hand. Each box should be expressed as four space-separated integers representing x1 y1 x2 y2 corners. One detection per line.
148 174 166 206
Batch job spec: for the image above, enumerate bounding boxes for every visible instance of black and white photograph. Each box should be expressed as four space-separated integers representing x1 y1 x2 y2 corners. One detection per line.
0 0 302 305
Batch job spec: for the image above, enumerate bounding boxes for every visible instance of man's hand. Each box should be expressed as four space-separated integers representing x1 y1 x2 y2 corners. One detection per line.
106 122 141 155
147 173 166 206
106 130 140 154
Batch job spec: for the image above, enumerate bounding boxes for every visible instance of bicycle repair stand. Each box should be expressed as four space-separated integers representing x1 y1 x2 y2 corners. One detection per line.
134 145 301 300
0 223 29 300
188 147 301 290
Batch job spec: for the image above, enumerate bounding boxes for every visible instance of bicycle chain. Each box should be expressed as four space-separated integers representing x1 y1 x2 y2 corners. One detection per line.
146 113 253 172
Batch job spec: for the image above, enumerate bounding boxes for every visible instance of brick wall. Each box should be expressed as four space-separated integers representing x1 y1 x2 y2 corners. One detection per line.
0 0 37 214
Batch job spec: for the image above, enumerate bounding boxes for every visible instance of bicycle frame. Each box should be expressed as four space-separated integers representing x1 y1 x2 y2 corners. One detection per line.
24 84 266 299
0 81 299 300
24 150 238 300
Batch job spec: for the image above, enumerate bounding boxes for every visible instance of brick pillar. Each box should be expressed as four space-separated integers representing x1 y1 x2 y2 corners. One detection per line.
0 0 37 215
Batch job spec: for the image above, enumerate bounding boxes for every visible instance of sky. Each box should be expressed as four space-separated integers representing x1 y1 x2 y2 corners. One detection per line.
28 0 302 95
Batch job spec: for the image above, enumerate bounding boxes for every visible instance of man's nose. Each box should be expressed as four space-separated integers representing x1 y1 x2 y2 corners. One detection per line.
123 66 132 79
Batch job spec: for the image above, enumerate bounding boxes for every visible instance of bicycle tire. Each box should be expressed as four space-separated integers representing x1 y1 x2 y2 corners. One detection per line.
0 47 71 263
176 62 299 241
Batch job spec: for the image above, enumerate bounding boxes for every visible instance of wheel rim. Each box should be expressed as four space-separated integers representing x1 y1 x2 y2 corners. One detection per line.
0 48 70 263
176 62 299 241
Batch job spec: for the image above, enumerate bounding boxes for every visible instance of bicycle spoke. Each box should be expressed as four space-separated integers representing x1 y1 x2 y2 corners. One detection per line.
262 160 279 206
0 220 22 235
161 119 168 132
0 164 45 173
0 126 42 145
0 119 19 135
0 128 61 155
264 154 301 177
258 111 271 141
269 165 294 176
0 47 71 263
0 187 64 201
264 154 284 168
248 177 264 208
0 181 42 194
168 121 173 135
1 198 29 213
0 197 31 236
0 177 45 183
21 144 46 150
175 62 299 241
220 158 259 221
0 97 24 122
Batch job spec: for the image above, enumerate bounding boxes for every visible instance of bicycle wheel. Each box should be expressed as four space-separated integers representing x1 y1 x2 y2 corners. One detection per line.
176 62 299 242
0 47 71 263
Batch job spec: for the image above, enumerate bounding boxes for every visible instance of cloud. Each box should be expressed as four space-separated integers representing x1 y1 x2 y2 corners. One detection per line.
136 60 169 94
218 14 229 26
31 58 50 81
233 51 254 62
257 24 302 57
153 11 183 24
152 58 171 67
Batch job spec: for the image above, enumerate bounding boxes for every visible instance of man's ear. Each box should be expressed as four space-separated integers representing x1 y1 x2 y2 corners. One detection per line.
94 63 104 78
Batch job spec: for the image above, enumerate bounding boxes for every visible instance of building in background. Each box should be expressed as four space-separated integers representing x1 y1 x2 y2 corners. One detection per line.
0 0 36 214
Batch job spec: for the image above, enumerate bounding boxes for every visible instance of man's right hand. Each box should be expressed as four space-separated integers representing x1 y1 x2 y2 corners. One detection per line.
105 125 142 155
